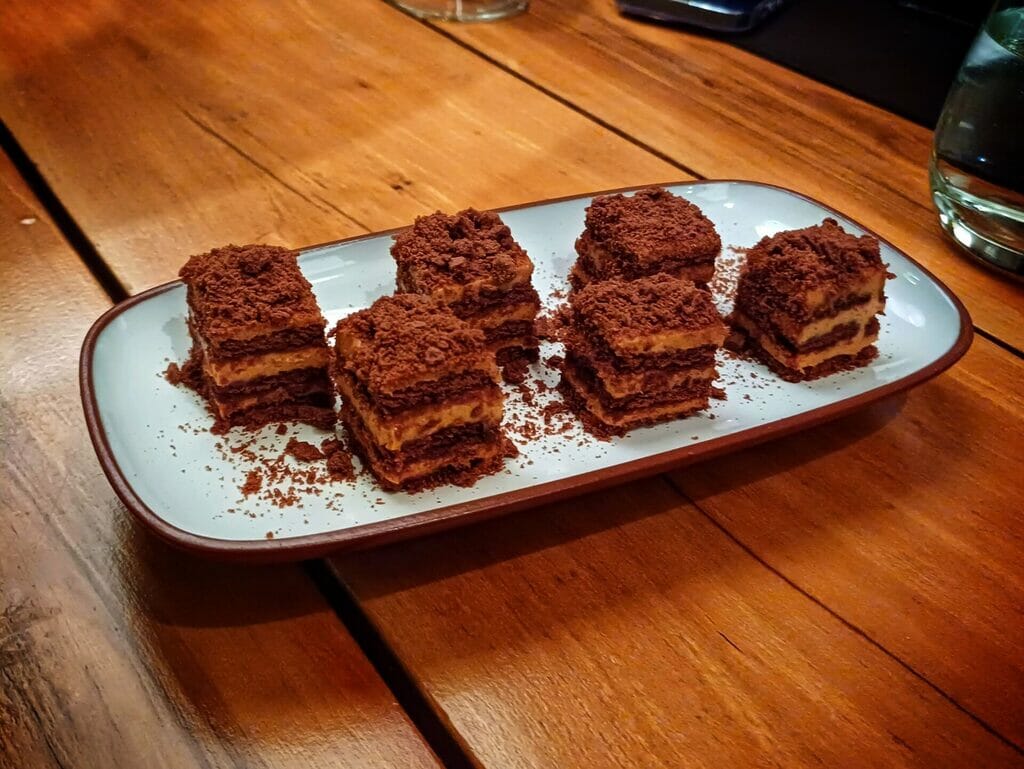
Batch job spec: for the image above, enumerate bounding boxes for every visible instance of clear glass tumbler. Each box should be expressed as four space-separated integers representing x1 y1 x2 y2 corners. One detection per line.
930 0 1024 276
388 0 528 21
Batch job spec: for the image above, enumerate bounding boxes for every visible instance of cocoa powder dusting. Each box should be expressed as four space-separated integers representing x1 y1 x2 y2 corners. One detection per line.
391 208 530 294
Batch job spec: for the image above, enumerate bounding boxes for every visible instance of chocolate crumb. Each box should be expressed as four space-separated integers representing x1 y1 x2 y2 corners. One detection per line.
241 469 263 496
163 345 204 392
326 446 356 482
502 356 530 385
285 437 324 462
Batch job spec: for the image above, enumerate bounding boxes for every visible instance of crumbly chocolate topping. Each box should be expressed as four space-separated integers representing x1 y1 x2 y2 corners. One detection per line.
333 294 491 396
581 187 720 266
391 208 531 292
571 274 724 344
735 219 888 321
180 244 325 342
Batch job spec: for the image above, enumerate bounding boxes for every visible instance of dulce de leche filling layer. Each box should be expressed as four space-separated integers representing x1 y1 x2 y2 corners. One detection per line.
203 345 330 387
604 324 726 357
336 375 503 451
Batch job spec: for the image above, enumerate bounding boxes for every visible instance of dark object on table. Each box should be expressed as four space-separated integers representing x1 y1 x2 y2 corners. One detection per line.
615 0 786 32
619 0 989 128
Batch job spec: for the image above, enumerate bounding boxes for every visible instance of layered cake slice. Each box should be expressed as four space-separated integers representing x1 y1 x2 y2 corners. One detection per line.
391 208 540 377
728 218 890 381
332 294 510 491
177 244 335 431
570 187 721 290
560 274 727 433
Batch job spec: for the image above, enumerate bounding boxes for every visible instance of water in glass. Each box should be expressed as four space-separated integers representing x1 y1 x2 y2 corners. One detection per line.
931 4 1024 274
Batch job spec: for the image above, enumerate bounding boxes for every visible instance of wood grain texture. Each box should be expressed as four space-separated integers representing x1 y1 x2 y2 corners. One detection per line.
668 337 1024 745
334 476 1023 768
432 0 1024 348
0 0 680 294
0 154 440 769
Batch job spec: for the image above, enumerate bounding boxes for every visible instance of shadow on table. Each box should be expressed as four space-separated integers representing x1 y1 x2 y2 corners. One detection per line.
677 391 908 500
116 513 318 628
114 517 410 750
334 392 907 604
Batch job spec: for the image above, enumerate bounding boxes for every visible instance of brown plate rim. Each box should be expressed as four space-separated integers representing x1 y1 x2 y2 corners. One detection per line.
79 179 975 563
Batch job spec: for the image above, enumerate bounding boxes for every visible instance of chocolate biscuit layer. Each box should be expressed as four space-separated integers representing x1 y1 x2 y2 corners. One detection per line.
563 357 712 414
342 403 506 491
218 401 336 432
210 366 332 398
484 320 537 345
208 325 327 359
450 284 541 320
566 328 718 374
729 323 880 382
336 368 500 415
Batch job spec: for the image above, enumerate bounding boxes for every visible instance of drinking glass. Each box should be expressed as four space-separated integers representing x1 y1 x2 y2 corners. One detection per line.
388 0 528 21
930 0 1024 275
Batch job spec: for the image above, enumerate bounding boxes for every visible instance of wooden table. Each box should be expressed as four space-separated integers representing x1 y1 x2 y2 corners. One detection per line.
1 1 1021 767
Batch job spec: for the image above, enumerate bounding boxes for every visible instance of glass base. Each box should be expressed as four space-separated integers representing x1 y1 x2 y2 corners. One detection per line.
388 0 528 21
931 166 1024 278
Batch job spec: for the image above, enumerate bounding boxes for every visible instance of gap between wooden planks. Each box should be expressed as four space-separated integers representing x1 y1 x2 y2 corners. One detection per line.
0 152 441 769
420 0 1024 352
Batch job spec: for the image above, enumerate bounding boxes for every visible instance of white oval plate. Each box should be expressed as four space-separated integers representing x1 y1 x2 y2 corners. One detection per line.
81 181 972 561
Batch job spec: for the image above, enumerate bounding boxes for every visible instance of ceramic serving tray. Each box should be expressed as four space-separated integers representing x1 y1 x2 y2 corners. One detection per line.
80 181 972 561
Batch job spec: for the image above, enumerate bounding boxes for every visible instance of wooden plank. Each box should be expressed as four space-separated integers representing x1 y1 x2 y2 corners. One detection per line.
0 153 440 768
333 476 1023 768
666 337 1024 745
431 0 1024 348
0 0 680 294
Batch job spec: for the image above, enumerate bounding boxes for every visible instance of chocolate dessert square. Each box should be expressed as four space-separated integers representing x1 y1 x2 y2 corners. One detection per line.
177 244 334 431
560 274 727 433
391 208 540 376
332 294 510 491
571 187 721 290
728 218 890 381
